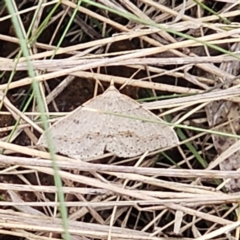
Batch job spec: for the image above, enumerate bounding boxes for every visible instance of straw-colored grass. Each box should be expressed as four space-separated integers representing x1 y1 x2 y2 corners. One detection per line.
1 1 240 240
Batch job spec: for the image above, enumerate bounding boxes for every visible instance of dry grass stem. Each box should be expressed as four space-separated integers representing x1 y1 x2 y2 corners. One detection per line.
1 1 240 240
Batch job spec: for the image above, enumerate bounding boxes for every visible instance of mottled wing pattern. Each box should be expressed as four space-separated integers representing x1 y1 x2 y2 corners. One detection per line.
37 94 109 159
103 88 178 157
38 85 179 160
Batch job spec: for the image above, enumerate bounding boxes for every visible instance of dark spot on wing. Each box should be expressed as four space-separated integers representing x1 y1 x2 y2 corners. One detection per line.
73 119 79 124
